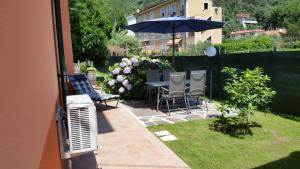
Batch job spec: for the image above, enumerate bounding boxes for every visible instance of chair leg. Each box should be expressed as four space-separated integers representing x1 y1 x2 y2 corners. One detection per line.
104 101 108 107
115 99 119 107
196 97 199 106
184 96 190 114
145 87 149 103
165 98 170 116
205 99 209 111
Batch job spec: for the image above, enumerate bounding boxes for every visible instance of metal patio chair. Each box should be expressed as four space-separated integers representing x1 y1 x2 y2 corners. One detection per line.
163 69 173 81
161 72 190 116
146 69 161 101
187 70 208 111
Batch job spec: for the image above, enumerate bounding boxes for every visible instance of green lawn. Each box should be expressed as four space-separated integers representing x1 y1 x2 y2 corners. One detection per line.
148 112 300 169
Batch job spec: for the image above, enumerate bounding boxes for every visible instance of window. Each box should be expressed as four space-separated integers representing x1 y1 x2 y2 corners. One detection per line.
167 5 171 16
180 0 185 16
204 3 208 10
188 32 195 37
171 3 176 16
160 8 165 17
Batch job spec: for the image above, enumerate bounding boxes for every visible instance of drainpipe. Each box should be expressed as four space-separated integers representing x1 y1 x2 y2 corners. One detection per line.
54 0 68 108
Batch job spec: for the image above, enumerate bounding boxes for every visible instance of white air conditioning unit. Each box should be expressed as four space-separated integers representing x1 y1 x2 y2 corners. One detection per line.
67 95 98 156
56 95 98 161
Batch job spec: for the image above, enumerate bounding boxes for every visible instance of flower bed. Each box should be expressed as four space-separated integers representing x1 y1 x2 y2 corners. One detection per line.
102 56 171 99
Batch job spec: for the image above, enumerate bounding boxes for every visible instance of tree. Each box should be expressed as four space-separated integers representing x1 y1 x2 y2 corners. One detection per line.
223 19 243 38
278 0 300 36
109 30 140 55
69 0 126 67
255 6 282 30
219 67 276 133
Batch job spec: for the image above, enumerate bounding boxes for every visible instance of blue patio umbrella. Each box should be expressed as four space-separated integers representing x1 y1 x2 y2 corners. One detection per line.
126 16 224 67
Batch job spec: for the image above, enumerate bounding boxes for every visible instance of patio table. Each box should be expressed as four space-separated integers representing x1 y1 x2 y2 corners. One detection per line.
146 80 190 112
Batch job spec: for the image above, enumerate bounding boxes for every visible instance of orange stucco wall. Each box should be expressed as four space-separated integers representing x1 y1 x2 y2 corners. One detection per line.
0 0 73 169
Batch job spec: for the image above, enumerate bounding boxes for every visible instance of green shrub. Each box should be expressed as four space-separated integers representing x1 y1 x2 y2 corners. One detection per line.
178 41 211 56
80 62 87 73
102 56 171 99
218 36 273 53
218 67 276 133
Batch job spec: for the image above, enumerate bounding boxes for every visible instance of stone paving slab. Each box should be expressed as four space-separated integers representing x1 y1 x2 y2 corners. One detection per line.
121 100 236 127
72 102 190 169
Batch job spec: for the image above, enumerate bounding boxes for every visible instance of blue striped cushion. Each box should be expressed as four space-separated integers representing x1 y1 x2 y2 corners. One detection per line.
69 74 119 101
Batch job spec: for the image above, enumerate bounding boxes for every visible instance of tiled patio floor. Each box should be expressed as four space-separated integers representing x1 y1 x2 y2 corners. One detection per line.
121 100 232 127
71 102 190 169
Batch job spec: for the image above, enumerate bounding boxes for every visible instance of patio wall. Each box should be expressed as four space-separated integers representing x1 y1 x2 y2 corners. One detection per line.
109 51 300 116
0 0 73 169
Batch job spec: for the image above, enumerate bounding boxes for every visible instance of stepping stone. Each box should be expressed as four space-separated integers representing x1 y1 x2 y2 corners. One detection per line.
160 135 178 142
154 130 171 137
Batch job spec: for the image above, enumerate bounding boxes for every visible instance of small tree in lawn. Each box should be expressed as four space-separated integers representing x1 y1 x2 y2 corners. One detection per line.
219 67 276 133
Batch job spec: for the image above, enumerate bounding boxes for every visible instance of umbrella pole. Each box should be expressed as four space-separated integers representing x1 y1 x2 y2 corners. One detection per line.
172 25 175 70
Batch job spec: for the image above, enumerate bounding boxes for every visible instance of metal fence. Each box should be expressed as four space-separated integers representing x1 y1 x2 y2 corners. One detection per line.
108 52 300 116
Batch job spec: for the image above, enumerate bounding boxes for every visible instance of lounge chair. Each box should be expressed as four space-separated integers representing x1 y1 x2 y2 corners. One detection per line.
161 72 190 116
69 74 120 107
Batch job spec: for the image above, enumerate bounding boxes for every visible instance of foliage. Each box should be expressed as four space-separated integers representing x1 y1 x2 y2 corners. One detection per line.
218 36 274 53
109 30 140 55
102 56 171 99
108 0 162 15
86 67 97 72
79 62 87 73
278 0 300 36
255 5 282 30
218 67 276 133
69 0 126 67
177 41 212 56
223 19 243 38
255 0 300 36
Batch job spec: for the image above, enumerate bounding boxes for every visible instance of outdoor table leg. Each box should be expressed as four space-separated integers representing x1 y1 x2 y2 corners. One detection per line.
156 86 160 112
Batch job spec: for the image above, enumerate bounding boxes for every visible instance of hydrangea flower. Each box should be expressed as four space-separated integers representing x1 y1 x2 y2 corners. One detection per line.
122 80 129 87
116 75 125 82
131 57 139 66
123 58 132 66
112 68 120 75
118 87 125 93
151 59 159 63
123 67 132 74
120 62 127 68
108 80 115 86
126 84 132 91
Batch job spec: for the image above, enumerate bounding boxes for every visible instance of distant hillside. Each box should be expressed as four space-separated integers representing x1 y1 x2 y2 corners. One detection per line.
113 0 285 19
109 0 162 15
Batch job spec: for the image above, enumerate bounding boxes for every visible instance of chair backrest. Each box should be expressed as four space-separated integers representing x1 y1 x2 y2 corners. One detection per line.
69 74 95 95
163 69 173 81
189 70 206 96
168 72 186 98
146 69 160 82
